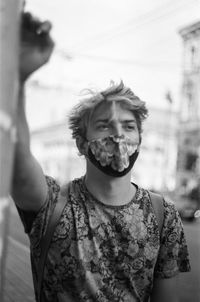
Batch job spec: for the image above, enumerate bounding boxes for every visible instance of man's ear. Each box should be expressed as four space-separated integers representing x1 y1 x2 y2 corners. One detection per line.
76 136 87 155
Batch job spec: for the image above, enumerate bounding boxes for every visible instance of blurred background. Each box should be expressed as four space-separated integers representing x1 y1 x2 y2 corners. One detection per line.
2 0 200 301
23 0 200 193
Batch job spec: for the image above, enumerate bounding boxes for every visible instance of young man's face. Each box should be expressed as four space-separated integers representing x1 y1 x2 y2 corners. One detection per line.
86 101 140 144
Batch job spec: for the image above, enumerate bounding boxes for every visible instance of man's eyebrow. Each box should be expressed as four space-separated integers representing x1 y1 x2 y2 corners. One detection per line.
94 118 137 124
93 118 110 124
121 119 137 123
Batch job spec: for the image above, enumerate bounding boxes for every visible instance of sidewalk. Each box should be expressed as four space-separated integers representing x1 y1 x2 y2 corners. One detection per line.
3 220 35 302
4 235 35 302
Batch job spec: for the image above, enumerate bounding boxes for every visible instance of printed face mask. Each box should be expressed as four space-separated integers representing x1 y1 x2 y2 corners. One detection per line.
87 135 140 177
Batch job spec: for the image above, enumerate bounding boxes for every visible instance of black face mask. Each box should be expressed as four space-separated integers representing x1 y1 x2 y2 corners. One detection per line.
87 147 139 177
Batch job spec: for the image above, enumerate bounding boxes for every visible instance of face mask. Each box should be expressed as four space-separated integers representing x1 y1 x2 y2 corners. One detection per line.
86 135 140 177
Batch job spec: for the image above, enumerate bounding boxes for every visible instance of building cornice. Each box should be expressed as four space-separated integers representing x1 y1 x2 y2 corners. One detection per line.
179 20 200 39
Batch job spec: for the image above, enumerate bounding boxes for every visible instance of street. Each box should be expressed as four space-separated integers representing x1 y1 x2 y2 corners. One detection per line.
3 202 200 302
178 218 200 302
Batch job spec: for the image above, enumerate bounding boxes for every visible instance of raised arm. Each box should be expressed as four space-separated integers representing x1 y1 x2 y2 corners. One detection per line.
12 12 54 211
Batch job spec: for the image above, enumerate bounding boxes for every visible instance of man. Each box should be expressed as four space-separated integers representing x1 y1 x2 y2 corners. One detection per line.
12 12 191 302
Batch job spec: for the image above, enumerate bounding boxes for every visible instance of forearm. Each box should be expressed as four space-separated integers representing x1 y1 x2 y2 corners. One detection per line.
13 83 31 184
17 84 30 147
12 83 47 211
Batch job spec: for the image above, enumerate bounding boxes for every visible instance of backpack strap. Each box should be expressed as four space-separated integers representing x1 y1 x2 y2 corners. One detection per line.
148 191 164 237
37 183 69 302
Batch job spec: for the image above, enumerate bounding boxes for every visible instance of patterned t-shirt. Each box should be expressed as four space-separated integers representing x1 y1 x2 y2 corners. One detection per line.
18 176 191 302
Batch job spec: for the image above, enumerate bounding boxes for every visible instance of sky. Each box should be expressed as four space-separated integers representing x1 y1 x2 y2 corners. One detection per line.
25 0 200 128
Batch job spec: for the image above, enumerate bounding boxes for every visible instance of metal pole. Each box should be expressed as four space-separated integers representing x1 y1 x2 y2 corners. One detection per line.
0 0 22 299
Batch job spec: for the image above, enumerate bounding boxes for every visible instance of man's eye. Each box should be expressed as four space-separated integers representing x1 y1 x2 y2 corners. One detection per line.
97 125 109 130
124 125 136 131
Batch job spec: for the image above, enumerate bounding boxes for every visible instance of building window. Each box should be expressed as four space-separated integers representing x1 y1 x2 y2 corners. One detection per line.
185 152 198 171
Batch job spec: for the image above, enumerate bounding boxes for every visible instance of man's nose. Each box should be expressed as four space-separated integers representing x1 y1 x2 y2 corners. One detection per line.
112 123 122 136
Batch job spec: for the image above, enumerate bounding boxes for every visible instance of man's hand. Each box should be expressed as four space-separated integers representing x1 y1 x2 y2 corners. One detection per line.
20 12 55 82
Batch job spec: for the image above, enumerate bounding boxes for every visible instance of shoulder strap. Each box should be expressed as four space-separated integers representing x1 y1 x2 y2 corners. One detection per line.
37 183 69 302
149 191 164 236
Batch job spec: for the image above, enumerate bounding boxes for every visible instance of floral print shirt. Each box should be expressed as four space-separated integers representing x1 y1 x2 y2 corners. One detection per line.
18 176 191 302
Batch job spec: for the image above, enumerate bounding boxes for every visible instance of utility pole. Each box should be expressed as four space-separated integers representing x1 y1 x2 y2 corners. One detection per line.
0 0 22 300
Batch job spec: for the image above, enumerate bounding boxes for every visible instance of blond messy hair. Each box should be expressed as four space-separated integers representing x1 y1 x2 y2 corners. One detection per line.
68 81 148 140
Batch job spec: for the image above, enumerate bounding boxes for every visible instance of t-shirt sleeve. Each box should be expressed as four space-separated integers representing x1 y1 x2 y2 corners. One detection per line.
16 176 60 238
154 199 191 278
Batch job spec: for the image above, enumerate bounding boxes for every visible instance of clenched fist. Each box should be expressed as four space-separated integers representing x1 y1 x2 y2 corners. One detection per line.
20 12 55 82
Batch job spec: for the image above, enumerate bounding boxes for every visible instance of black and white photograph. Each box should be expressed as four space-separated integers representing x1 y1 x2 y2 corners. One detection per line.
0 0 200 301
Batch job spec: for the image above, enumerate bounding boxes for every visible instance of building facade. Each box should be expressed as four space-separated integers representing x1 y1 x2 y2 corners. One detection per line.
176 21 200 193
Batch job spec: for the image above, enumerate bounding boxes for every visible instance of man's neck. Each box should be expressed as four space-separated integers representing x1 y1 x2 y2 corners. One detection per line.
85 165 136 206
